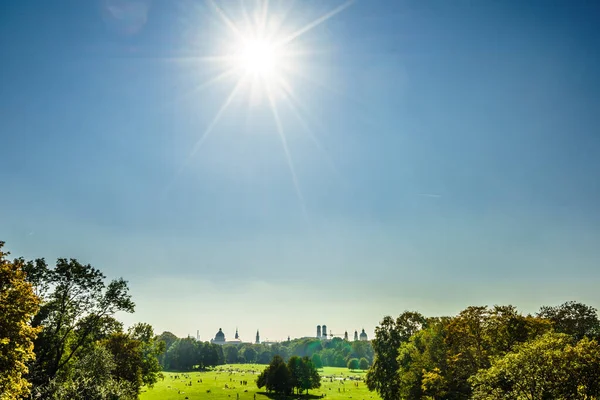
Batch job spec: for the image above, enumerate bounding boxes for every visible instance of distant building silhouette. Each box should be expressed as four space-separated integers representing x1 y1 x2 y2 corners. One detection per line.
322 325 327 339
317 325 321 338
256 330 260 344
360 328 368 341
354 330 358 341
344 331 348 341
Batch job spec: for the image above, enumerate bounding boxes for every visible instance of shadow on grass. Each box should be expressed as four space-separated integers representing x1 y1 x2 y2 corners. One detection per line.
256 392 323 400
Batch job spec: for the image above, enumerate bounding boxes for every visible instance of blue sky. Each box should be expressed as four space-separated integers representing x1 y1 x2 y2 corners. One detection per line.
1 0 599 341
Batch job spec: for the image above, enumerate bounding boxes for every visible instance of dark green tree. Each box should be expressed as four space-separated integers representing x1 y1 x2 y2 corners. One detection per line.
347 358 359 370
25 257 134 387
311 353 323 369
127 323 164 389
359 357 369 370
538 301 600 341
32 343 136 400
224 345 239 364
256 355 292 395
241 346 257 363
366 312 426 400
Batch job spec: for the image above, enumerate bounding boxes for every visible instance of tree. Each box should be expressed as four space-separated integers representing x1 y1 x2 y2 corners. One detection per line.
300 357 321 394
258 350 273 364
256 355 292 395
0 242 41 399
156 331 178 367
26 257 135 386
287 356 303 394
241 346 257 363
359 357 369 370
366 312 426 400
347 358 359 370
164 338 199 371
397 318 450 400
311 353 323 369
32 343 136 400
127 323 163 389
538 301 600 341
470 332 600 399
224 345 239 364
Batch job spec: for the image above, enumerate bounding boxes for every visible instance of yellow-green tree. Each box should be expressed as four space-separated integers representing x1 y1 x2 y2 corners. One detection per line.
0 242 40 399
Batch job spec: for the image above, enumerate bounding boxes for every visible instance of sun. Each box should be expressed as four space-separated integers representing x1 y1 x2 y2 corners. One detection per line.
169 0 354 214
237 37 280 76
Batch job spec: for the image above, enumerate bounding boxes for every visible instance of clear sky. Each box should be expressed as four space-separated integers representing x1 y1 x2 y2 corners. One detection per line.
1 0 599 341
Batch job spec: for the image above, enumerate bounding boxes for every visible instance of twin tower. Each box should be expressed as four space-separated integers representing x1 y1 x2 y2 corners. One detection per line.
317 325 368 341
316 324 328 339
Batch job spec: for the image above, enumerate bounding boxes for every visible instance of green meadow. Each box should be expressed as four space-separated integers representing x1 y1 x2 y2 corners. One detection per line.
140 364 381 400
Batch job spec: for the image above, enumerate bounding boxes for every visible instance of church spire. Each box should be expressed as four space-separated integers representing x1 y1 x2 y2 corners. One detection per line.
255 330 260 344
235 327 239 339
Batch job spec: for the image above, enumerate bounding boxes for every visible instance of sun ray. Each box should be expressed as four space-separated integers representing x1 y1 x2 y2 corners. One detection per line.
163 67 238 111
276 0 354 47
257 0 270 37
284 63 366 109
207 0 245 40
277 76 339 176
265 81 307 218
184 76 247 163
164 75 247 194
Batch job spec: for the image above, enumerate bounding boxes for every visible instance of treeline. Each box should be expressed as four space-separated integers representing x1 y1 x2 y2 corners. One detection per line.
156 334 374 371
365 303 600 400
0 242 162 399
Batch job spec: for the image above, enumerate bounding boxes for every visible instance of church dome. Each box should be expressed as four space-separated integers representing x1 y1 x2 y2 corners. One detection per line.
215 328 225 341
360 329 368 341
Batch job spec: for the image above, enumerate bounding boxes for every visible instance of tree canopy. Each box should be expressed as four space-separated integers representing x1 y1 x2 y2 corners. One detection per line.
0 242 41 399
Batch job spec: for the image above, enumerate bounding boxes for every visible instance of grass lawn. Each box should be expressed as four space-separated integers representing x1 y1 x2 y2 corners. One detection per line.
140 364 381 400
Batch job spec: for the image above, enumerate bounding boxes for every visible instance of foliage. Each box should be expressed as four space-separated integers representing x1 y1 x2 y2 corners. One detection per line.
25 257 135 386
288 356 321 394
311 352 323 369
359 357 369 370
256 355 291 394
224 345 239 364
32 343 136 400
366 312 426 400
537 301 600 341
0 242 41 399
240 346 257 363
471 332 600 399
347 358 359 370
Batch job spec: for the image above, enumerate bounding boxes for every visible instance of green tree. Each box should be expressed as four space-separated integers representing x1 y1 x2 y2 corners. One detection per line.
127 323 164 389
33 343 136 400
300 356 321 394
156 331 178 367
347 358 359 370
26 257 134 387
538 301 600 341
256 355 291 394
164 338 199 371
241 346 258 363
287 356 303 394
224 345 239 364
366 312 426 400
359 357 369 370
470 332 600 399
311 353 323 369
0 242 41 399
397 318 450 400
